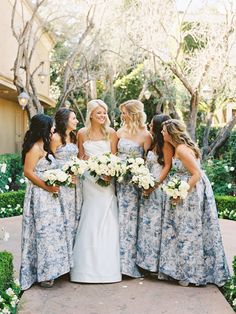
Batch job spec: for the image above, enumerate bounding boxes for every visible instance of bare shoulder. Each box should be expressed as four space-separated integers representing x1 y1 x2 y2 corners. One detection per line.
116 127 124 138
176 144 194 158
51 132 61 143
108 127 116 135
77 127 87 140
27 143 42 158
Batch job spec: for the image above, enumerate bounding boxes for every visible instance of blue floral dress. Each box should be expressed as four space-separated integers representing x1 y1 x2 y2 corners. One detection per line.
20 155 70 290
55 143 82 267
117 138 144 278
136 151 165 272
159 158 230 286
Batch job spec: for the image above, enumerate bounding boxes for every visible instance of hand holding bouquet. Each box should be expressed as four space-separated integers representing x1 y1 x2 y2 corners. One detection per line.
162 177 190 205
119 157 155 196
87 153 124 187
43 169 72 196
62 157 88 179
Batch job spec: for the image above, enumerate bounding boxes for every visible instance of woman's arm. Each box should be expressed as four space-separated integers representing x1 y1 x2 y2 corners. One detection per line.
77 129 86 159
158 142 174 184
50 133 61 154
110 128 118 154
143 131 152 154
24 146 59 193
176 145 201 191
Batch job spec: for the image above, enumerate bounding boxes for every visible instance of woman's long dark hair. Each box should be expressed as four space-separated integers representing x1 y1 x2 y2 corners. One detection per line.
54 108 77 145
22 114 53 164
150 114 171 165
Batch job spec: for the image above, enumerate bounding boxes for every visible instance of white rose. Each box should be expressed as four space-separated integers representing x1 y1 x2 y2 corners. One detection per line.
227 183 232 189
1 163 7 173
230 167 235 171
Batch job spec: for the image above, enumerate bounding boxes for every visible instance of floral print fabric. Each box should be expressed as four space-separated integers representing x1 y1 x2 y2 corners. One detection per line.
159 158 230 286
117 138 144 278
54 143 82 267
136 151 165 272
20 156 70 290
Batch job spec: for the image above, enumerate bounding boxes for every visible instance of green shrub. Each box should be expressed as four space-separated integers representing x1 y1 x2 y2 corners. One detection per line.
0 251 14 293
0 251 21 313
216 195 236 221
0 191 25 218
202 158 235 196
0 154 26 193
223 256 236 312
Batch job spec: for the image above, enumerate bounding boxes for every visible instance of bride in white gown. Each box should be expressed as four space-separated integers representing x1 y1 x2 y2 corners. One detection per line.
70 99 121 283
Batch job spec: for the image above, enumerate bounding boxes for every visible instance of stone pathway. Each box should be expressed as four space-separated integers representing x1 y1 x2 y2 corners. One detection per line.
1 216 235 314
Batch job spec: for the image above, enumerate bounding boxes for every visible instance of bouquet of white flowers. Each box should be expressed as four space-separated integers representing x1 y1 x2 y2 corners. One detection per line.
62 156 88 177
43 169 72 195
119 157 155 192
87 153 124 187
162 177 190 203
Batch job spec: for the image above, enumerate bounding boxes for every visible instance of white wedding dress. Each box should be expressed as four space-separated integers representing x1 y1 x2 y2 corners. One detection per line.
70 140 121 283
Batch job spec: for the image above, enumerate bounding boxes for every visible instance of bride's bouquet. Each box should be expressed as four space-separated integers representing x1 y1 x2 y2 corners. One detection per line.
119 157 155 192
162 177 190 204
62 156 88 177
43 169 72 196
87 153 124 187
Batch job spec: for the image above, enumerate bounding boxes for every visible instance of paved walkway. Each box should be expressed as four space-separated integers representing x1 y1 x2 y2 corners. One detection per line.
1 216 235 314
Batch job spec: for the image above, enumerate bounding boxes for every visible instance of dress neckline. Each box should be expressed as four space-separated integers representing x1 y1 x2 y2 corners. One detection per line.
84 139 108 144
119 137 143 149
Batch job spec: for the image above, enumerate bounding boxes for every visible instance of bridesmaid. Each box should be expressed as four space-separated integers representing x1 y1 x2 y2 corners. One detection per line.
117 99 152 278
159 119 230 287
136 114 173 273
50 108 82 268
20 114 70 289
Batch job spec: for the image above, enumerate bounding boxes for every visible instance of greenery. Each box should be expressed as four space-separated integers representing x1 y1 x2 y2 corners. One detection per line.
216 195 236 221
0 191 25 218
0 252 13 293
0 252 21 314
0 154 25 193
223 256 236 312
202 158 235 196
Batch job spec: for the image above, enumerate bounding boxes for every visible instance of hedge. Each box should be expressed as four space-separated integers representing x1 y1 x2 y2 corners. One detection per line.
223 256 236 311
0 251 14 293
216 195 236 221
0 190 25 218
0 153 25 193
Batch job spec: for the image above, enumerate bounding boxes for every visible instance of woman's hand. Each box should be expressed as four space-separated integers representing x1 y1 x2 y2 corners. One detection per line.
142 186 155 197
46 185 60 193
101 175 111 182
171 196 181 206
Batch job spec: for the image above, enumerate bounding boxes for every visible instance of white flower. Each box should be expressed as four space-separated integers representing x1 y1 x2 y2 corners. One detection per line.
8 177 12 183
19 178 25 184
5 185 9 190
228 183 232 189
14 279 20 286
6 288 15 297
224 165 229 172
230 167 235 172
0 296 4 302
1 163 7 173
10 300 16 307
232 298 236 306
2 307 11 314
211 182 214 186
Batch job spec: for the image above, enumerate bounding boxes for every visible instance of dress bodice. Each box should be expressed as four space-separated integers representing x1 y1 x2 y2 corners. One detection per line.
118 138 144 161
83 140 111 157
146 151 162 181
54 143 78 165
34 154 57 179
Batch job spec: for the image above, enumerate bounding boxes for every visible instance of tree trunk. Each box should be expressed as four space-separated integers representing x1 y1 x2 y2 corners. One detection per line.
207 116 236 158
187 91 199 140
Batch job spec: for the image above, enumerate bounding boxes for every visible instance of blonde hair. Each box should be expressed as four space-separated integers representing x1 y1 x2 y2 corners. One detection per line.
119 100 147 135
162 119 201 159
85 99 110 139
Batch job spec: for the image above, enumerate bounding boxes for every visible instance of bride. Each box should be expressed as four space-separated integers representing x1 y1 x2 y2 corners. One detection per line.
70 99 121 283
